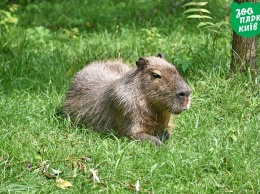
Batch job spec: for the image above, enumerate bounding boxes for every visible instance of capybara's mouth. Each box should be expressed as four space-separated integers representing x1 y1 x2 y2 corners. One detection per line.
171 110 183 114
171 107 189 114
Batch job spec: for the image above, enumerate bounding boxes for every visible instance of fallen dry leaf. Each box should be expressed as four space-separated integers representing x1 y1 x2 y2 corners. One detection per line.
135 179 140 192
45 173 57 179
78 156 92 162
56 178 73 189
43 164 50 174
90 169 100 183
77 161 86 174
51 168 62 176
25 161 32 169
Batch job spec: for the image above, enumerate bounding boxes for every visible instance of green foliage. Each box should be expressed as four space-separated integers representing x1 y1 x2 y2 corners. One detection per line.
0 4 19 31
183 1 213 25
180 1 232 72
0 0 260 193
183 1 230 33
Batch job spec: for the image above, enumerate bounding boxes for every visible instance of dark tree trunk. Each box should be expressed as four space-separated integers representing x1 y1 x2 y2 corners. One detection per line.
231 33 257 72
230 0 258 75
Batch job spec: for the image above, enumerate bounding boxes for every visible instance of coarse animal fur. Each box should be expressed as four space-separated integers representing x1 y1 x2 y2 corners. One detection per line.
64 54 191 145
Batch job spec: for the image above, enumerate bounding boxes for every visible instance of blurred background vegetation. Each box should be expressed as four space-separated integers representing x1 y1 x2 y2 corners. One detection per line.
0 0 238 92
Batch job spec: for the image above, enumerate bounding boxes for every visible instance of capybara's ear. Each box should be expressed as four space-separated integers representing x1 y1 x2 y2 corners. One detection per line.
136 58 148 70
157 53 164 58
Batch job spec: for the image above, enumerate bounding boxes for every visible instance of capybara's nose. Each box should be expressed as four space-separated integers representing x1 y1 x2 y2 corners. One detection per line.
177 90 190 99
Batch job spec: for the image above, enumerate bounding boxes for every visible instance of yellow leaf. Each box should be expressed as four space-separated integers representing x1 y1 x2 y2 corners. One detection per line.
56 178 73 189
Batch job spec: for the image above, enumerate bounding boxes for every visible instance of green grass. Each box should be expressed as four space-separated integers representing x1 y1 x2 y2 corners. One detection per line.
1 0 260 193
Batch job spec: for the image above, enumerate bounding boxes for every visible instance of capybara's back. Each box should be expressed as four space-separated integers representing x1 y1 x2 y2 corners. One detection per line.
64 54 191 145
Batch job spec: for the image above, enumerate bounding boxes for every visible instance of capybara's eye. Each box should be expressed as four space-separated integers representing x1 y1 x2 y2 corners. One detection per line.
152 72 161 78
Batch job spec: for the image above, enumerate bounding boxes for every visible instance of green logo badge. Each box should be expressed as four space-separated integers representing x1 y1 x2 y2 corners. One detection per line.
230 2 260 38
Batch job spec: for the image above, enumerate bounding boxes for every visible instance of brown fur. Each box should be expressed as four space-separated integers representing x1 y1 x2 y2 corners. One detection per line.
64 54 191 146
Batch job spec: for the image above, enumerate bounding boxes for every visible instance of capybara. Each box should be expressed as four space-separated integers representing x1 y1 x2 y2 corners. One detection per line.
64 54 191 145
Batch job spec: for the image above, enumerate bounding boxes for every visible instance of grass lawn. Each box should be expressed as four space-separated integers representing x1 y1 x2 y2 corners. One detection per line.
0 0 259 193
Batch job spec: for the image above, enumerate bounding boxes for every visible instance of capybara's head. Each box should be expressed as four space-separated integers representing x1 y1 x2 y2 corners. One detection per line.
136 53 191 114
